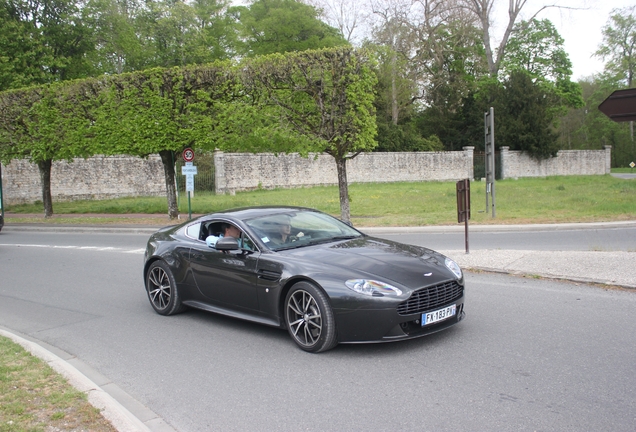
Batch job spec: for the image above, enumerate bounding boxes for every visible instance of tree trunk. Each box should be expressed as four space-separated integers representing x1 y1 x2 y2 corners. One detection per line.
391 51 399 125
335 157 351 224
37 159 53 218
159 150 179 220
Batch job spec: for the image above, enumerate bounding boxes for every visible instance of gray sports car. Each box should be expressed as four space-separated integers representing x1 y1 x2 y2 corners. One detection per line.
143 206 465 352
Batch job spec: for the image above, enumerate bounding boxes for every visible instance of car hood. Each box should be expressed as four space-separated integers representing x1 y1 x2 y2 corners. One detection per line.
283 236 457 289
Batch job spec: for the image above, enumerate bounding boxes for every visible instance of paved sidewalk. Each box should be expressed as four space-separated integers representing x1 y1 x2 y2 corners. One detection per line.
441 249 636 288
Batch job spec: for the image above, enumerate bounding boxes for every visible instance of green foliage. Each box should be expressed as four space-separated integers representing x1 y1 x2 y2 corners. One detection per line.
0 47 377 220
557 75 634 167
0 0 95 90
503 19 572 83
502 19 583 114
494 71 560 159
240 47 377 158
82 0 145 74
369 15 487 153
232 0 348 57
0 4 55 90
595 6 636 87
0 81 96 164
239 47 377 221
91 62 237 157
375 120 444 152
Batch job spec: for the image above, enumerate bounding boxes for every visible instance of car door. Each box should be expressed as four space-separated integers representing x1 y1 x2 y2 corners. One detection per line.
189 221 260 312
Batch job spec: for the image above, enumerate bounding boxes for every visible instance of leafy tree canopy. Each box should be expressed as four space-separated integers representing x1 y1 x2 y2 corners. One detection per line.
0 0 95 90
233 0 349 57
595 6 636 87
493 70 560 160
501 18 583 112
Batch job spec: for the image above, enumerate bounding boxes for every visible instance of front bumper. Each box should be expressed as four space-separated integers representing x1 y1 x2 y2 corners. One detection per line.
334 296 465 343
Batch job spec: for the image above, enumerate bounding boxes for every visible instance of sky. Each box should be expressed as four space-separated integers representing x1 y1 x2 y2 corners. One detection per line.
497 0 636 81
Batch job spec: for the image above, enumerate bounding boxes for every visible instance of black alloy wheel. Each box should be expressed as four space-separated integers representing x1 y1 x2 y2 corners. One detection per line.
285 281 337 353
146 261 185 315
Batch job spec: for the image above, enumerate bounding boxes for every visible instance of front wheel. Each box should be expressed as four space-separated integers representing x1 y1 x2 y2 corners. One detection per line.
284 281 337 353
145 261 186 316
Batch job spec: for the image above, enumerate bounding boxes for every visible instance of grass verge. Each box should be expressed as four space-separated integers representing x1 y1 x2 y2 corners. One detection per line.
5 175 636 226
0 335 116 432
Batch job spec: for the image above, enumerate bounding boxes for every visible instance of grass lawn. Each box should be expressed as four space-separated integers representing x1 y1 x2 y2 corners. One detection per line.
0 335 117 431
5 175 636 226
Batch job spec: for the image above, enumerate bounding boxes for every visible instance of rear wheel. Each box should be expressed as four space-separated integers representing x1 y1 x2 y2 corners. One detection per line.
146 261 186 315
285 281 337 353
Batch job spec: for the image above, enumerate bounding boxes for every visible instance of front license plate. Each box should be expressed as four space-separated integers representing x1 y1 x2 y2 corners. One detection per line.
422 305 456 326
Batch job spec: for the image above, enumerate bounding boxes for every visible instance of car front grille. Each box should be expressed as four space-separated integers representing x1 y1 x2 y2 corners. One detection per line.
397 281 463 316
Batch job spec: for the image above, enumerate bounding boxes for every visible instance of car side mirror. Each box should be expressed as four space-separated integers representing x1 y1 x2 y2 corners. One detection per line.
215 236 240 251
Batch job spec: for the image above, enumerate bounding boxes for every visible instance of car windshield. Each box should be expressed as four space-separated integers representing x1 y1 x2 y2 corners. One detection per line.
244 210 362 251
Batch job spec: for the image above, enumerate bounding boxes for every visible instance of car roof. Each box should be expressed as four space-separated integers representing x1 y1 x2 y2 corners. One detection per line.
205 206 319 222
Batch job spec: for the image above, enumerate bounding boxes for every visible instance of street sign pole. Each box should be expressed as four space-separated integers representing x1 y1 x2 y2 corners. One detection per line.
484 107 496 218
181 148 196 220
188 189 192 220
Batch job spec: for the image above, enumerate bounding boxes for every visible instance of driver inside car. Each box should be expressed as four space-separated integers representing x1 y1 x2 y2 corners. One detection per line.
206 223 251 250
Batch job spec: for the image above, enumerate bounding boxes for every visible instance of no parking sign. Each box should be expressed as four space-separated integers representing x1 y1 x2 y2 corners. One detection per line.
182 147 195 162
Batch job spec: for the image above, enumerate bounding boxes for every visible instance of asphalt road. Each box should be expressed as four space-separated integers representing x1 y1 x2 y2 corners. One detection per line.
1 229 635 431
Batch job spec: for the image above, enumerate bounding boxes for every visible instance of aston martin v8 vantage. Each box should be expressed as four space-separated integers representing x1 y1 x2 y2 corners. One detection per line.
143 207 465 352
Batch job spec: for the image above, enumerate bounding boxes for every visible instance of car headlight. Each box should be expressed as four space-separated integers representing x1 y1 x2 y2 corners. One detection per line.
445 257 463 279
345 279 403 297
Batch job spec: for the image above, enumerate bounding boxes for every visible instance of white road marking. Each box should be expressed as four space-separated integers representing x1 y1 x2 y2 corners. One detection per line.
0 243 145 254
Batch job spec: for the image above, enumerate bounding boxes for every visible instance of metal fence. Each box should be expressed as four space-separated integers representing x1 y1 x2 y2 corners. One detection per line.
174 152 215 193
473 151 501 180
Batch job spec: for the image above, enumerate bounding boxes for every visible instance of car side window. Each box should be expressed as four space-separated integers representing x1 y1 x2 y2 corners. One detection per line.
240 233 256 251
202 220 259 252
185 223 202 240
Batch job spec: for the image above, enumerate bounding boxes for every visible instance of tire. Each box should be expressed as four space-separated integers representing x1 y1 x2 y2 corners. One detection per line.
145 261 186 316
284 281 337 353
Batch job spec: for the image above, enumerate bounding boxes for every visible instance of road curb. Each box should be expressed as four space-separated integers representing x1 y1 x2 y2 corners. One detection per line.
460 266 636 290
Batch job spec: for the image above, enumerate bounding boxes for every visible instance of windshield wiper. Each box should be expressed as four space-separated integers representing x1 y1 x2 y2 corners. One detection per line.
275 243 309 251
276 235 360 250
309 235 358 246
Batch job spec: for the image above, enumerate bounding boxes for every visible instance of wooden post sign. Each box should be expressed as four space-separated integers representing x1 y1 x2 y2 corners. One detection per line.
456 179 471 254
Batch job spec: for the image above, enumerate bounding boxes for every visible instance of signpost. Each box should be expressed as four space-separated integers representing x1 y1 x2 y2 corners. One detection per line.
181 148 196 220
599 89 636 165
484 107 496 218
456 178 471 254
598 88 636 122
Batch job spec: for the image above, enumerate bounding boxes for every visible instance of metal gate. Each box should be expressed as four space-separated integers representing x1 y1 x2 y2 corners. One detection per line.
473 151 501 180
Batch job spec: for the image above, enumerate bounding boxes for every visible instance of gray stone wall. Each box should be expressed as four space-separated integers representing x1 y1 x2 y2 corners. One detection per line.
214 147 475 194
1 155 166 205
499 146 611 179
0 147 611 205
